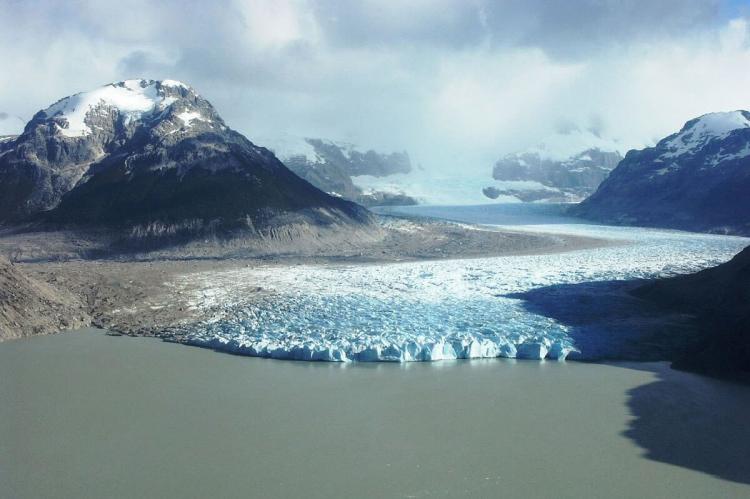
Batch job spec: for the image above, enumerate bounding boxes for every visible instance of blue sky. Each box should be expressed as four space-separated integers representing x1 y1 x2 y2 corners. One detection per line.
722 0 750 18
1 0 749 174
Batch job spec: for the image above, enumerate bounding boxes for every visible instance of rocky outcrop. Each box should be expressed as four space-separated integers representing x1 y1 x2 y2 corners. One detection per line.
0 80 372 242
572 111 750 235
0 257 89 340
633 246 750 376
484 128 623 203
488 147 622 202
303 138 411 178
269 137 417 207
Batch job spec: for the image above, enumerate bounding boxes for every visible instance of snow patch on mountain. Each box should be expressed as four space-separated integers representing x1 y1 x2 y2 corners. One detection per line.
176 111 206 128
161 79 189 89
662 111 750 158
572 109 750 235
41 79 182 138
261 134 321 163
487 130 624 203
701 142 750 168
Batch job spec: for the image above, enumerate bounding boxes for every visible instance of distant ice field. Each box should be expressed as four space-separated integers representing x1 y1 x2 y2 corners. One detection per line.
180 204 749 362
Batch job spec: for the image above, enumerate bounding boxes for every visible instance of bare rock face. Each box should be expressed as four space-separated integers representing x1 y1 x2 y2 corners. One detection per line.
0 257 89 340
269 137 417 207
573 111 750 235
490 148 622 202
0 80 372 239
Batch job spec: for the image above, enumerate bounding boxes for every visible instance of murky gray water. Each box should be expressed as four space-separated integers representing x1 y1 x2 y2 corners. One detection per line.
2 329 749 498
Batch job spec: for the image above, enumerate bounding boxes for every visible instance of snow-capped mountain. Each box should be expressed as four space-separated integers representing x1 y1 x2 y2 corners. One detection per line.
486 130 623 202
0 80 370 237
572 111 750 235
265 136 416 207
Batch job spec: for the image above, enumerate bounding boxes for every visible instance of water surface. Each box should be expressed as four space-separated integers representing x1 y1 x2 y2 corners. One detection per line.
2 329 749 498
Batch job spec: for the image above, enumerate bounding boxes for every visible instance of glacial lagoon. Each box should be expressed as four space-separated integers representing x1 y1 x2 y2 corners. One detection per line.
2 328 750 498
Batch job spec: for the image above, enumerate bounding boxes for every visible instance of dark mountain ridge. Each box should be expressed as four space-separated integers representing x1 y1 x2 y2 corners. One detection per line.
633 245 750 377
572 111 750 235
0 80 372 242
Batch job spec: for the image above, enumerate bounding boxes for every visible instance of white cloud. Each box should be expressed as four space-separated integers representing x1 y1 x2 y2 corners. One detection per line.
0 1 748 179
232 0 320 51
428 49 584 150
575 17 750 149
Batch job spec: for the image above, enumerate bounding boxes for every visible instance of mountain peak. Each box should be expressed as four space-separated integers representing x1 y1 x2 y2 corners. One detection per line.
573 110 750 235
661 110 750 158
0 80 371 233
683 110 750 136
38 79 207 138
489 131 623 202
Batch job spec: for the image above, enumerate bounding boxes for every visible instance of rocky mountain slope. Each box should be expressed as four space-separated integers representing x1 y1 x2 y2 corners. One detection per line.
267 137 417 207
0 80 372 243
572 111 750 234
633 245 750 376
485 130 622 202
0 256 89 340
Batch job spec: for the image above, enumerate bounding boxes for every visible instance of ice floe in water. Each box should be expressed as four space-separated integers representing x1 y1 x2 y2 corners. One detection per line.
177 218 749 363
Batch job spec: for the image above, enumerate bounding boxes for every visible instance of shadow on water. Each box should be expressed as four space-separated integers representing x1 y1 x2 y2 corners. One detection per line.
622 364 750 484
510 279 750 484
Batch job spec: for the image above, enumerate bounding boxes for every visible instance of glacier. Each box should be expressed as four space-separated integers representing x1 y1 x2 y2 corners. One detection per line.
175 207 749 363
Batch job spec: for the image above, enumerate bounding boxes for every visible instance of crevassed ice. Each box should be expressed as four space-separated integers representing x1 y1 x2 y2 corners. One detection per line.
186 293 571 362
178 223 749 363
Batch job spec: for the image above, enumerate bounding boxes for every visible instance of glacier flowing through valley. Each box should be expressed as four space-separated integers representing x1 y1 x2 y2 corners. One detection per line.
176 207 749 362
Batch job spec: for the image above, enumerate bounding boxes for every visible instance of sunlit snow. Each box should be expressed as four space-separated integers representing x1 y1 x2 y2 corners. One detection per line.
176 111 205 128
663 110 750 158
42 79 178 137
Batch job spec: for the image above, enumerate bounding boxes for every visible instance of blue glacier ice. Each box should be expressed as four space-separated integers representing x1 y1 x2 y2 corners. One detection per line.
184 293 574 362
176 206 750 363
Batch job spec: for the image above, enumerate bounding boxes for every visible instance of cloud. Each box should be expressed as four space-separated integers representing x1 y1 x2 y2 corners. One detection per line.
314 0 724 58
0 0 748 176
478 0 723 58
